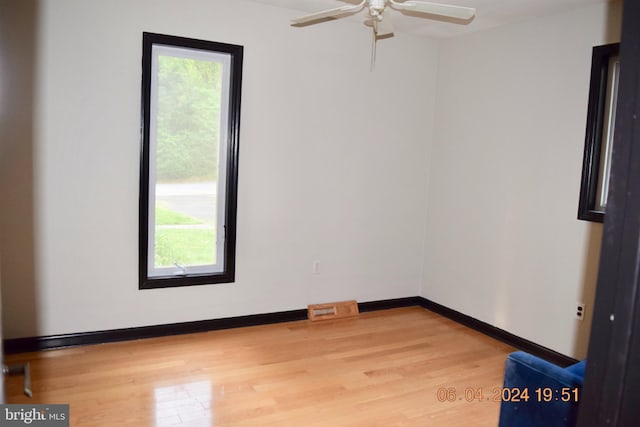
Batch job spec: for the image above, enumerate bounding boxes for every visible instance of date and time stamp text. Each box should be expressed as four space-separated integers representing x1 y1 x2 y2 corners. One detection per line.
436 387 579 403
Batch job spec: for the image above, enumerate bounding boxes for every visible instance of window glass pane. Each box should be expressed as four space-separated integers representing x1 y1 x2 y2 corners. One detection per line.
595 56 620 211
148 46 229 277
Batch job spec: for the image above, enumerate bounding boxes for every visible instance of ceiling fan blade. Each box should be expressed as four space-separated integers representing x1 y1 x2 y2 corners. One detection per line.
393 1 475 20
291 1 366 25
374 11 395 37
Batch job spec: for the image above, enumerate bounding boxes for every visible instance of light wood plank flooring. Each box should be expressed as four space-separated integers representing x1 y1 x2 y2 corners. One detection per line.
5 307 514 426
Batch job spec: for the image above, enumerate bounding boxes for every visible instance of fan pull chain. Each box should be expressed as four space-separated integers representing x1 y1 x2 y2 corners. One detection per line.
370 29 377 71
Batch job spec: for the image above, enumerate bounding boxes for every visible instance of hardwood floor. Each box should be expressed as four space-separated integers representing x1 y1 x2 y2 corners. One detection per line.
5 307 514 426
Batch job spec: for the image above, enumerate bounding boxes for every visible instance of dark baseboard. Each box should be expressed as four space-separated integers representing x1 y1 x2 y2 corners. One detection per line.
3 296 579 367
358 296 423 312
417 297 579 367
3 309 305 354
2 297 420 354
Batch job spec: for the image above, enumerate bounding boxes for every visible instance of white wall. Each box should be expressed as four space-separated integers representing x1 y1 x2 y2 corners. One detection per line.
0 0 437 338
422 2 621 359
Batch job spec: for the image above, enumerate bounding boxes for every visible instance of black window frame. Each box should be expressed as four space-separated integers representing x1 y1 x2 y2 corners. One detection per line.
578 42 620 223
139 32 243 289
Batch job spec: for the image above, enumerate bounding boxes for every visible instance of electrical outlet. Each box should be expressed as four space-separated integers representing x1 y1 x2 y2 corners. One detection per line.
312 260 320 275
576 303 585 321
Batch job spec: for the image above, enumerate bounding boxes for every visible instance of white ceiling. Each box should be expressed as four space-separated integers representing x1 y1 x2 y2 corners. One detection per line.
248 0 610 38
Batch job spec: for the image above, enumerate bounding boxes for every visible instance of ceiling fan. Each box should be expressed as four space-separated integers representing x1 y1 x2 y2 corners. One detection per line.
291 0 476 67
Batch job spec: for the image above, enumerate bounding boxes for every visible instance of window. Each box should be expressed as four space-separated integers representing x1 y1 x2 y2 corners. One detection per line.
139 32 243 289
578 42 620 223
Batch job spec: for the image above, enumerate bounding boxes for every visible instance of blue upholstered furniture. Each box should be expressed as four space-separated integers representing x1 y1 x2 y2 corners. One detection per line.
498 351 586 427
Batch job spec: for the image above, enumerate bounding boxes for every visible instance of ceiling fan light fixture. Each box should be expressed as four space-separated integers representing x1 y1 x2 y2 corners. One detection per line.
291 0 476 67
369 0 386 14
291 0 475 27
